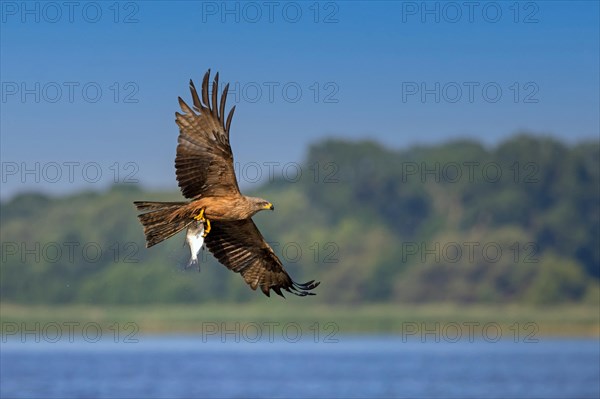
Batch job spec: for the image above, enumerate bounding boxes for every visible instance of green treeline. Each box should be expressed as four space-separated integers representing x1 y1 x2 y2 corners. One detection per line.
1 134 598 305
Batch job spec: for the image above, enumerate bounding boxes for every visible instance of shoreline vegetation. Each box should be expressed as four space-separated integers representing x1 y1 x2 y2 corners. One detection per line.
2 135 599 339
2 303 598 337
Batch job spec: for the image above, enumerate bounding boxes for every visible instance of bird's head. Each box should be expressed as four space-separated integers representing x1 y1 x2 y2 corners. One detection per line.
249 197 274 213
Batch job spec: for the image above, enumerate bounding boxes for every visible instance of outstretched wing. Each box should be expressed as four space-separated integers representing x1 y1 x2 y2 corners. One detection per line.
175 70 239 199
205 220 320 297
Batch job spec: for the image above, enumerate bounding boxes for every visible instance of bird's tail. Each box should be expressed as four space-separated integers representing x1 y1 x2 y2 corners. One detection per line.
134 201 191 248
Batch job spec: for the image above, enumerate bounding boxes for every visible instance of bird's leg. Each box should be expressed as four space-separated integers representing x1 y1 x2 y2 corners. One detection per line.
193 208 211 238
194 208 205 222
202 219 211 238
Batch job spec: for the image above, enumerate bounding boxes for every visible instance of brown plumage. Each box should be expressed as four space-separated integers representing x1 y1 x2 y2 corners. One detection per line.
134 70 319 297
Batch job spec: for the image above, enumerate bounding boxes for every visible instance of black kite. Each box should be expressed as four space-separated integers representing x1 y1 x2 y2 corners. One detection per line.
134 70 320 297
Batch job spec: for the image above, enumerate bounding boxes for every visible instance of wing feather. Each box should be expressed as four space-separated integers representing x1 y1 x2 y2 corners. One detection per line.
212 72 219 118
175 70 240 199
225 106 235 135
189 80 202 112
219 83 229 133
205 220 320 297
201 70 210 107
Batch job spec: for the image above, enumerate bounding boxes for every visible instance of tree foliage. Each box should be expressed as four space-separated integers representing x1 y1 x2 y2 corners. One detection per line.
1 134 598 304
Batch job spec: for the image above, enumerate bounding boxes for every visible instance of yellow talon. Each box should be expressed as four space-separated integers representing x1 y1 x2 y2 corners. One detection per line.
202 219 211 237
194 208 205 221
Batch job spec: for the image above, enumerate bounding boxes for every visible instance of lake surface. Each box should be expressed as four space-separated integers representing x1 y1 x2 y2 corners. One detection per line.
1 336 598 398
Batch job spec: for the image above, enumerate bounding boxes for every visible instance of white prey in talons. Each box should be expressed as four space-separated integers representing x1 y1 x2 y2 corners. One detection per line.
185 220 205 270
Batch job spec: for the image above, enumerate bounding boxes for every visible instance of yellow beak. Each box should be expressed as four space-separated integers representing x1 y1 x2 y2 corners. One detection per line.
263 202 274 210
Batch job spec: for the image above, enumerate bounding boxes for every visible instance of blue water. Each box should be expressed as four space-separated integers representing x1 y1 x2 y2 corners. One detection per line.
1 336 598 398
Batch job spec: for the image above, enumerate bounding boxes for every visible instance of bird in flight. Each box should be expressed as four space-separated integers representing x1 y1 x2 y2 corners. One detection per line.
134 70 320 297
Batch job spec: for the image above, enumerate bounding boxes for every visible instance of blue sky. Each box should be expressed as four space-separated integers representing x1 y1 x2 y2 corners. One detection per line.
1 1 598 198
